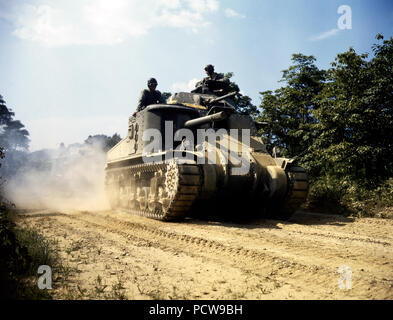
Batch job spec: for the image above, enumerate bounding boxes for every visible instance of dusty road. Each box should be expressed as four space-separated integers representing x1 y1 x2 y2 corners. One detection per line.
16 209 393 300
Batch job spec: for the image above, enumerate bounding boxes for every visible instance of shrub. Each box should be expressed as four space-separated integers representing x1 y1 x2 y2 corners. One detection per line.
0 203 55 299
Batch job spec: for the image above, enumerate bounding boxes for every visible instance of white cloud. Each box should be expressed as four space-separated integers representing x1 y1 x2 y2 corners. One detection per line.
309 28 340 41
224 8 245 19
12 4 83 46
160 9 209 33
171 78 199 92
6 0 220 46
187 0 219 13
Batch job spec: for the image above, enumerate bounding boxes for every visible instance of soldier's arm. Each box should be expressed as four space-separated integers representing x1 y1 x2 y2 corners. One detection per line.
136 90 147 112
195 80 203 88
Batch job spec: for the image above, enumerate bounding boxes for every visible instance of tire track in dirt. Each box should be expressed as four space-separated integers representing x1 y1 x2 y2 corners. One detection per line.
74 210 393 283
18 211 282 299
16 210 393 299
56 211 393 298
180 217 393 278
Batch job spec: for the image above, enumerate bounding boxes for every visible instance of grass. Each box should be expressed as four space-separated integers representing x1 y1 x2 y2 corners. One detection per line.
94 275 107 295
77 274 128 300
0 203 81 299
0 203 60 299
109 276 127 300
132 272 167 300
14 228 59 275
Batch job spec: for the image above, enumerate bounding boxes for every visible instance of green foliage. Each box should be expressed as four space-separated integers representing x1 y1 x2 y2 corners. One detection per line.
0 204 56 299
258 35 393 216
258 54 326 156
14 227 59 275
162 92 172 102
224 72 259 117
0 95 30 179
309 177 393 218
0 205 30 276
0 95 30 152
84 133 122 151
307 176 354 214
308 36 393 183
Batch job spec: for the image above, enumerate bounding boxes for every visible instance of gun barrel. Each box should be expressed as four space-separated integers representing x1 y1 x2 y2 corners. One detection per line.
254 121 269 130
206 91 237 105
184 111 228 128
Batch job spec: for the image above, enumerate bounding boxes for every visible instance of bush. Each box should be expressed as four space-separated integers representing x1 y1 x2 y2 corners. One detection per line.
307 176 393 218
307 175 351 215
343 178 393 218
0 203 55 299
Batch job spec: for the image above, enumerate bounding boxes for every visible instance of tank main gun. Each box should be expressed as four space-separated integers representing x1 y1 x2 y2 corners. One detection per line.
184 92 238 128
184 111 228 128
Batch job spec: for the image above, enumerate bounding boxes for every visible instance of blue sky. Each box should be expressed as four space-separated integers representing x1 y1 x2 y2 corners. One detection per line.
0 0 392 151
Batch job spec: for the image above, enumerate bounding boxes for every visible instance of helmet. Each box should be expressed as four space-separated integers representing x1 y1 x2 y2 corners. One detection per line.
147 78 158 86
204 64 214 73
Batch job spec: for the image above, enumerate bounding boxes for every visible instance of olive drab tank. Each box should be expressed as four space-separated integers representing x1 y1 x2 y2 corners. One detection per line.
105 89 309 221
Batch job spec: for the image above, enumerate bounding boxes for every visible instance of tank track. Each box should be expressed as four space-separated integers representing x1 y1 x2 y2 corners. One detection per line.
105 161 202 221
274 165 309 220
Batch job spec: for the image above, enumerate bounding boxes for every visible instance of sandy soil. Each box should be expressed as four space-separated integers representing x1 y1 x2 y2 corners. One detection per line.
15 209 393 300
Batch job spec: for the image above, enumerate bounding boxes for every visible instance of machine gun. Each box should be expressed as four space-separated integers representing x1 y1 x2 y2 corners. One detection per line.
191 78 231 96
204 91 237 108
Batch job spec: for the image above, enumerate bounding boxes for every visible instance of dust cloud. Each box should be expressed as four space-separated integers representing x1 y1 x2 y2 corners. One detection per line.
3 142 110 211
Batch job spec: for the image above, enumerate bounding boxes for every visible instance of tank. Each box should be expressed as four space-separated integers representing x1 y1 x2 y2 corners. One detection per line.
104 89 309 221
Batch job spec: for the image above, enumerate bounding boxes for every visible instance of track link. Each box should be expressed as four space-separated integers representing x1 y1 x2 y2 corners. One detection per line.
275 165 309 220
105 161 202 221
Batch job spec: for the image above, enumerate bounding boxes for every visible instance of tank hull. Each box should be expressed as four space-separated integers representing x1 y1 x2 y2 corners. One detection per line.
105 150 309 221
105 92 309 221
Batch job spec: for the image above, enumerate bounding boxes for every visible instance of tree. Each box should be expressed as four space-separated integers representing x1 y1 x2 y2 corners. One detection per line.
309 35 393 184
256 35 393 214
0 95 30 178
224 72 259 117
84 133 121 152
0 95 30 152
368 34 393 180
161 92 172 102
257 54 326 157
309 49 370 179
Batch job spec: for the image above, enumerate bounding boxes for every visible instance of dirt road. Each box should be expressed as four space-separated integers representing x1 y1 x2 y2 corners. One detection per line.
15 209 393 300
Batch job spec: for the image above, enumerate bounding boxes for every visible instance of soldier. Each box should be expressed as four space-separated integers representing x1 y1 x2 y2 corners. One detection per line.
193 64 230 95
133 78 165 116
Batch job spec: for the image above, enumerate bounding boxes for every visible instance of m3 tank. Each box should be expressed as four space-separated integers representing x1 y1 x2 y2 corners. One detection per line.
105 90 309 221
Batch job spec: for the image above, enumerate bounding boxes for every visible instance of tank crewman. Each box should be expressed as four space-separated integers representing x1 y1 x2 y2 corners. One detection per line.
194 64 230 95
133 78 165 116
